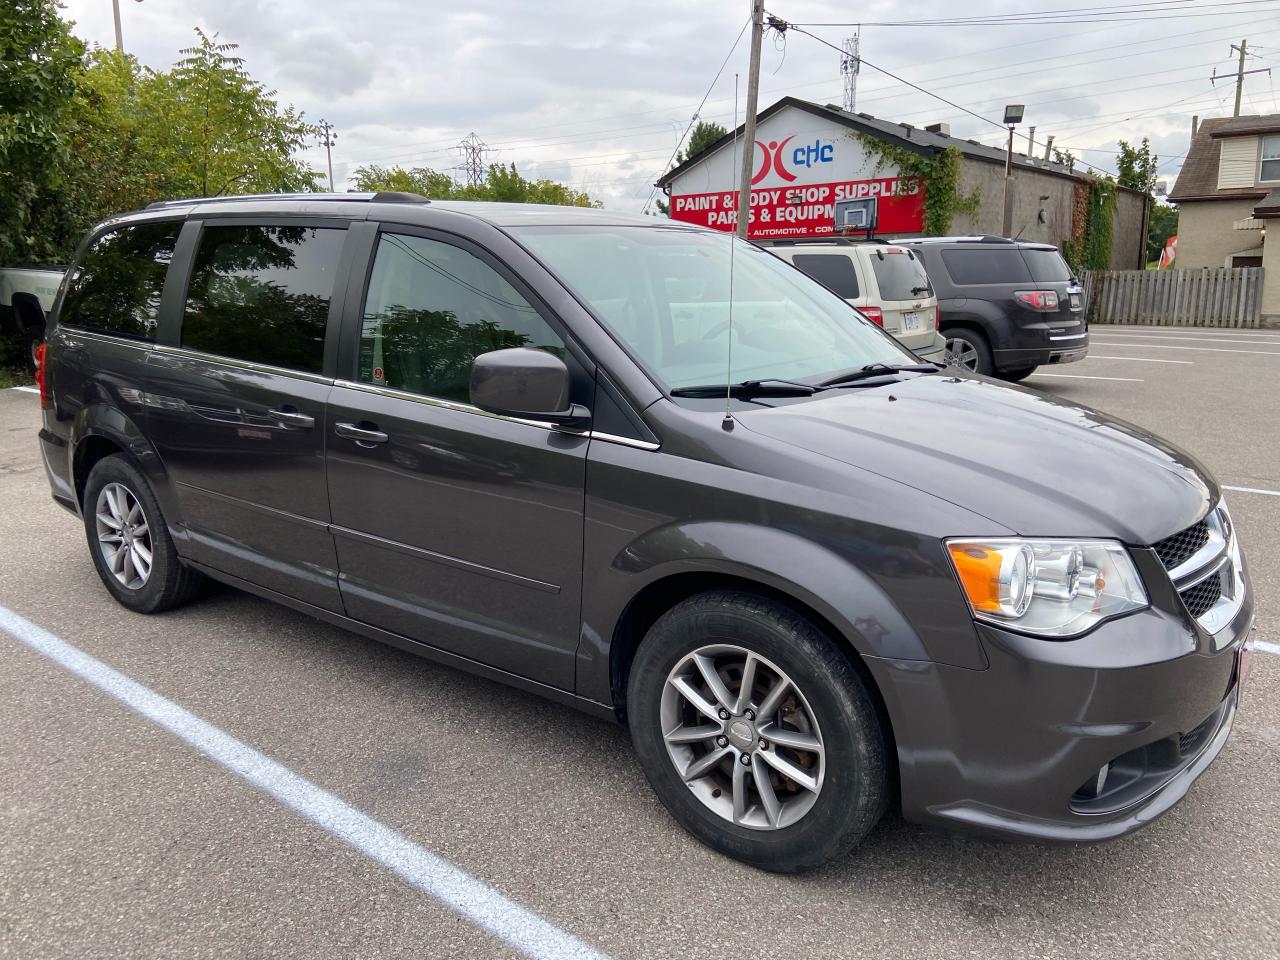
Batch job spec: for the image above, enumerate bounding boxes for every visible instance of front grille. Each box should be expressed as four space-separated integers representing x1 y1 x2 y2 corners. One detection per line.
1180 574 1223 619
1153 520 1209 570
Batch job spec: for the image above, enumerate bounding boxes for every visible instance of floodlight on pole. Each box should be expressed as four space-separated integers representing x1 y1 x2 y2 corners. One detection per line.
1001 104 1023 237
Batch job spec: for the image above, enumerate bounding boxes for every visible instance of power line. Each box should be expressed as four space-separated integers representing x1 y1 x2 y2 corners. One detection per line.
641 16 750 214
787 0 1279 27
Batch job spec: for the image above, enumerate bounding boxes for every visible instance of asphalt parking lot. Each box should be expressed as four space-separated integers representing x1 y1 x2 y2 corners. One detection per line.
2 324 1278 960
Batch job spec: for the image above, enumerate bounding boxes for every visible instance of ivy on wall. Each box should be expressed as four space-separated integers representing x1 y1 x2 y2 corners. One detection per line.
855 136 981 235
1061 177 1116 273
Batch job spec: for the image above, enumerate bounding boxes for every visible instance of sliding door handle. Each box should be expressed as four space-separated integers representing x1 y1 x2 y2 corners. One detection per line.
335 421 389 446
269 407 315 429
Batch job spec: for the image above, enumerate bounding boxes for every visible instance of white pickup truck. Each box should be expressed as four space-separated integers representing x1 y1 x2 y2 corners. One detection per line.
1 265 66 370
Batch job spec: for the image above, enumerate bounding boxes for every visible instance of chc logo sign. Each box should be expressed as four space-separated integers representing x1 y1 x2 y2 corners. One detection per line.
752 136 835 185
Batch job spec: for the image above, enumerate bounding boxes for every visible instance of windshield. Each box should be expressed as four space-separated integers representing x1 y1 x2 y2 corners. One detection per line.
869 248 932 300
513 226 914 390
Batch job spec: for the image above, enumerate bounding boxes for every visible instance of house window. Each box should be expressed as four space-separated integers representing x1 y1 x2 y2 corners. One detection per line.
1263 136 1280 183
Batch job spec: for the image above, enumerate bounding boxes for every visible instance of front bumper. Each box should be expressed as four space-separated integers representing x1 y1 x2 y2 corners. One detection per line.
865 558 1252 842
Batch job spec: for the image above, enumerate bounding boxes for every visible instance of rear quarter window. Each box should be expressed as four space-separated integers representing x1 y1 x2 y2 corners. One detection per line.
791 253 860 299
868 248 932 301
940 248 1032 285
1021 248 1073 282
58 221 181 339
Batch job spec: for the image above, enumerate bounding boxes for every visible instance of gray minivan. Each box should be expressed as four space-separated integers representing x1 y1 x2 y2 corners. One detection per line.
38 195 1252 872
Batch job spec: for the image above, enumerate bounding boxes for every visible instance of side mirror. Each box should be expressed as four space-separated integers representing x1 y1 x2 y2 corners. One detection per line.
469 348 591 428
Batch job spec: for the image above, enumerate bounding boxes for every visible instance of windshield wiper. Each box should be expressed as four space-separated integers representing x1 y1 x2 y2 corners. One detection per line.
670 378 823 398
818 362 940 387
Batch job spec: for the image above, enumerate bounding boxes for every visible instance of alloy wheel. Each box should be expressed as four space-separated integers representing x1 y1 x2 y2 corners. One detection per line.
661 644 825 830
95 482 153 589
945 337 979 370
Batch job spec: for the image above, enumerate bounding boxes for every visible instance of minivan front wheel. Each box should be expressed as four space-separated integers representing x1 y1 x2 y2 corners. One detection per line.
944 328 993 375
628 591 888 872
82 455 203 613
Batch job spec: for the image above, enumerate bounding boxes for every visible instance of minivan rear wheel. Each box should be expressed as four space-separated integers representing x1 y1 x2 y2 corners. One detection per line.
82 455 203 613
944 328 993 376
628 590 888 873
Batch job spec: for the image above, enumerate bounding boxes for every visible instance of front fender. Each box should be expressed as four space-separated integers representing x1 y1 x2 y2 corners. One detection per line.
576 519 983 707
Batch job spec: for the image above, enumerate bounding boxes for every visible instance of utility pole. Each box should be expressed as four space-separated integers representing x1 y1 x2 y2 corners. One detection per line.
1211 40 1270 117
318 120 337 192
736 0 766 239
841 29 861 113
112 0 124 52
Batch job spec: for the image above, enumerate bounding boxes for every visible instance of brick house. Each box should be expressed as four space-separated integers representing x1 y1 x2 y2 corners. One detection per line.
1169 114 1280 316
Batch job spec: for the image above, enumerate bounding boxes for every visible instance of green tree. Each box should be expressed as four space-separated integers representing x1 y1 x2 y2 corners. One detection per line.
1052 147 1078 173
1116 137 1158 193
657 120 728 214
0 0 84 263
1147 201 1178 265
350 161 599 207
149 30 319 198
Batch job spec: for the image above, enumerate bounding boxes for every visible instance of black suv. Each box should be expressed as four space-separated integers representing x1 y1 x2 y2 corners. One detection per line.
37 195 1250 873
895 237 1088 380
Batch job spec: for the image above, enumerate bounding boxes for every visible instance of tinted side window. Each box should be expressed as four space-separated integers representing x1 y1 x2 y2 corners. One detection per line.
940 248 1032 285
1021 249 1073 282
181 224 344 373
59 222 181 339
869 249 932 300
792 254 860 299
359 233 564 404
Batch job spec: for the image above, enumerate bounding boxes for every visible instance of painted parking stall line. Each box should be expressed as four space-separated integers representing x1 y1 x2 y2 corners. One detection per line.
1224 485 1280 498
1083 356 1194 364
1030 373 1144 382
1080 343 1280 357
6 385 38 394
0 605 608 960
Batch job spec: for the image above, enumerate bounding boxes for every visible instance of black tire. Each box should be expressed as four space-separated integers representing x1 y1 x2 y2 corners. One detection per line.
628 590 888 873
996 365 1037 382
82 454 203 613
943 327 994 376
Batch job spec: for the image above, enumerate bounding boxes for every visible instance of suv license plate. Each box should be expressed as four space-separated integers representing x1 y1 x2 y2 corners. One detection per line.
902 312 921 332
1070 293 1081 309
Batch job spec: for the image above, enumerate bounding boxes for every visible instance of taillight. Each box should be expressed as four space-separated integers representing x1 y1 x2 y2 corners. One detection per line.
1013 290 1060 311
933 305 940 330
34 342 49 407
861 306 884 326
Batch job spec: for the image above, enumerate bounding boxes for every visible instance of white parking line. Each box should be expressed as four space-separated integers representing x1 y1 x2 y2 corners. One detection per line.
1223 485 1280 498
1256 640 1280 657
1092 333 1280 347
0 605 607 960
6 385 38 394
1094 329 1280 340
1080 343 1280 357
1084 356 1193 364
1030 373 1144 382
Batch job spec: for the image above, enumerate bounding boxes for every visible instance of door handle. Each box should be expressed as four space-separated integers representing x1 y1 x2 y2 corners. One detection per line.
269 407 315 429
335 421 389 446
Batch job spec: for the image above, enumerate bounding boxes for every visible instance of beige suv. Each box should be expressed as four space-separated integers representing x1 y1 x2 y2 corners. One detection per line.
763 240 946 362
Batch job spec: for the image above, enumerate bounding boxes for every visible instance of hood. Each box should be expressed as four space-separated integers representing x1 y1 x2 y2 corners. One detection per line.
737 374 1217 545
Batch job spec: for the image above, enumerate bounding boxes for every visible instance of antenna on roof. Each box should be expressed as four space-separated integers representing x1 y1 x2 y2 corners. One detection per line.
723 73 741 432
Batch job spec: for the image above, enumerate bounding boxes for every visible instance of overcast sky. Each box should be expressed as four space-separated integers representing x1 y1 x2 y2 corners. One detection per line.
60 0 1280 208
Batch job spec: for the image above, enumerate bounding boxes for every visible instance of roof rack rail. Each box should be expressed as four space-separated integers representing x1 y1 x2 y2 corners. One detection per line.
891 235 1017 245
759 237 890 247
144 191 429 210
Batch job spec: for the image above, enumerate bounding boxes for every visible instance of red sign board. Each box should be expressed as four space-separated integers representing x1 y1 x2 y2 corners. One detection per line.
669 176 926 239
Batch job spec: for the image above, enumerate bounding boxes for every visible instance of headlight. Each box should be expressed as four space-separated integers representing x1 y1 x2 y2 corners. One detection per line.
945 538 1147 638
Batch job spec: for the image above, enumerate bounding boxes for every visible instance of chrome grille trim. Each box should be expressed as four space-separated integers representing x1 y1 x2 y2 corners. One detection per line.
1154 503 1244 645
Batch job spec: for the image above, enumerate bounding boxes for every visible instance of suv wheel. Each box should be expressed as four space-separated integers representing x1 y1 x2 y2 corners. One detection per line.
83 454 203 613
628 590 888 873
944 328 993 375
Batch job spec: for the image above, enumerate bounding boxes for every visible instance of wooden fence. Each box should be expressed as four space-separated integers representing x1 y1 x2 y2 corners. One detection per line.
1082 267 1264 328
